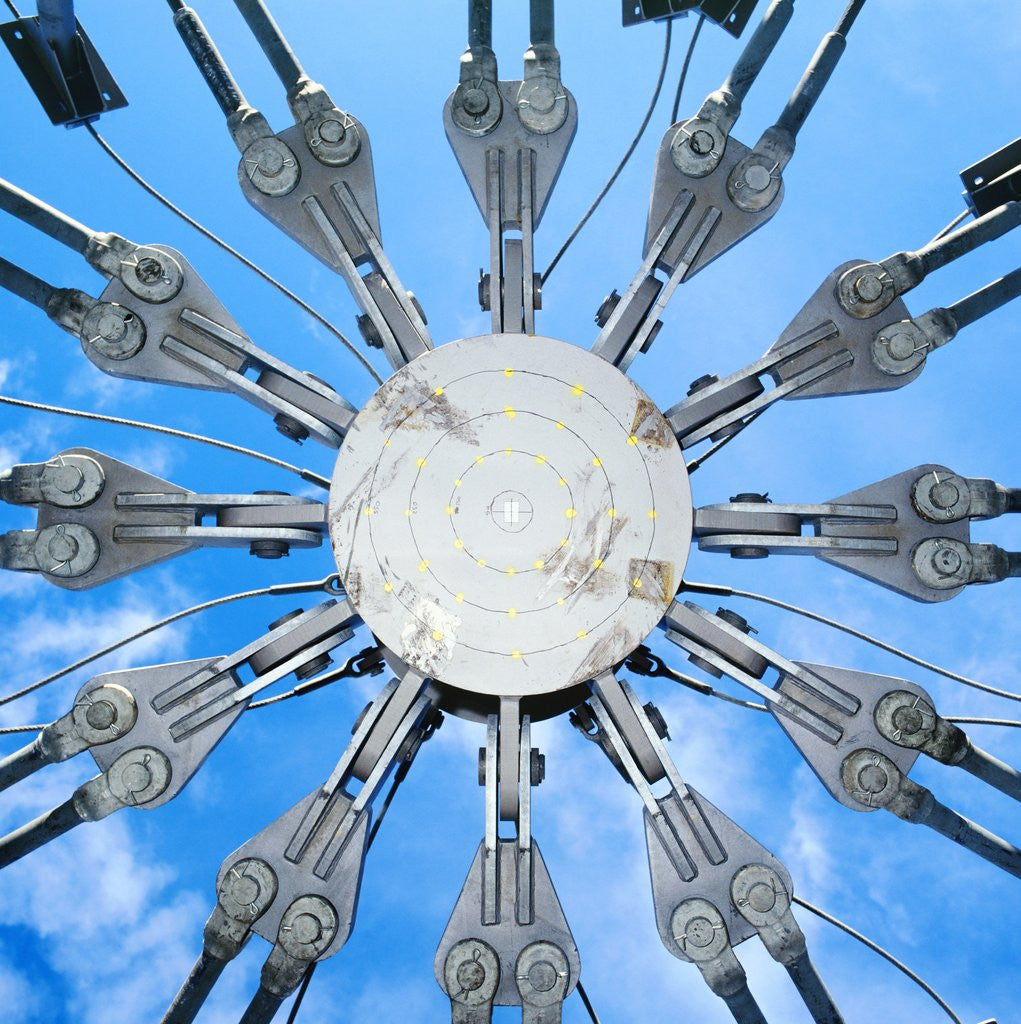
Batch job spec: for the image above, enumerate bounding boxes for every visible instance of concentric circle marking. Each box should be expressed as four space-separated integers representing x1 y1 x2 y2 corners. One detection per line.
329 334 692 698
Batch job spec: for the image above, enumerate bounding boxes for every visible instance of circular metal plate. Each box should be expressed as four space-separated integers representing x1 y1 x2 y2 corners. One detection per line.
329 334 691 697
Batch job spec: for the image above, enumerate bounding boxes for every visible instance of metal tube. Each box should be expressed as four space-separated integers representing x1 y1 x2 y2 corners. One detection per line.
907 792 1021 880
721 0 795 105
947 266 1021 330
786 950 846 1024
468 0 493 50
0 178 93 253
957 742 1021 803
721 982 769 1024
160 949 229 1024
233 0 306 90
0 735 49 792
775 1 867 140
916 202 1021 278
0 256 58 310
171 7 246 118
0 796 84 869
239 984 286 1024
530 0 554 48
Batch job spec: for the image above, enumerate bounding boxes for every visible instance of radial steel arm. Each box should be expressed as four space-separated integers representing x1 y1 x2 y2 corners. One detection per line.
692 463 1021 602
169 2 431 371
663 204 1021 448
573 671 844 1023
0 600 359 869
161 666 441 1024
445 0 577 335
0 448 327 588
435 699 577 1023
0 177 357 445
591 0 869 371
660 600 1021 879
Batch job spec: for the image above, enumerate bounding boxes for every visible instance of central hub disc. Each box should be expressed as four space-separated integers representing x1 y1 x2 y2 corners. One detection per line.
329 334 691 698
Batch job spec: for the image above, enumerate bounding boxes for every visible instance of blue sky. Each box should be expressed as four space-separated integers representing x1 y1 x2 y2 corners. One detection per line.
0 2 1019 1022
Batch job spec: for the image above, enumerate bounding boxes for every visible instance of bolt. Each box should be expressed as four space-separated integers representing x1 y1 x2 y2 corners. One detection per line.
690 129 714 155
295 652 332 681
730 492 768 504
929 480 960 510
747 881 777 913
687 373 718 396
134 256 165 285
594 290 620 327
892 705 925 736
318 118 346 144
643 702 670 740
854 272 884 303
273 412 310 443
743 163 772 192
684 916 716 948
477 271 491 311
456 958 487 992
357 312 384 349
268 608 304 631
462 87 490 115
857 762 888 794
477 747 486 785
530 747 546 786
290 912 323 945
527 960 558 992
932 545 963 575
85 699 116 730
36 523 100 578
716 607 754 634
121 759 153 794
250 539 290 559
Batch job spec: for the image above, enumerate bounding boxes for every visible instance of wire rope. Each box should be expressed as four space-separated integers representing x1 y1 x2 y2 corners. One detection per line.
84 124 383 386
541 19 675 284
0 574 341 707
683 580 1021 703
792 895 964 1024
0 392 330 489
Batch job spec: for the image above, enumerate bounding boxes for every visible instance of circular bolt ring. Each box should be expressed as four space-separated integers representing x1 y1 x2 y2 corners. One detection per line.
306 111 361 167
106 746 172 806
81 303 146 361
41 455 106 508
669 898 728 961
731 863 789 927
911 470 969 523
35 523 100 578
242 137 301 197
452 79 502 136
515 941 569 1006
72 683 137 743
445 939 499 1005
218 858 278 923
911 537 972 590
874 689 937 749
278 895 338 960
670 119 722 178
120 247 184 304
841 749 899 809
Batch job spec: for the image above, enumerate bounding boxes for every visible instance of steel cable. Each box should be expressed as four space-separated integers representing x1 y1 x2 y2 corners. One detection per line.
0 575 341 707
682 580 1021 703
670 14 704 124
541 19 675 284
84 124 384 386
0 392 330 489
792 895 963 1024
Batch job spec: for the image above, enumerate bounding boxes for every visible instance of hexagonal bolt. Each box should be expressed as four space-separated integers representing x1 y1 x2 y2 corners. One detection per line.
530 747 546 786
687 373 718 396
250 539 291 560
716 607 756 635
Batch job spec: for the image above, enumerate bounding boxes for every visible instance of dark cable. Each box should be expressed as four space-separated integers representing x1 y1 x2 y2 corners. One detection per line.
576 979 602 1024
541 20 674 284
685 409 764 473
928 209 970 246
283 962 316 1024
792 895 963 1024
0 575 340 707
0 392 330 489
3 0 21 18
670 14 704 125
682 580 1021 703
366 761 411 850
83 124 384 386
